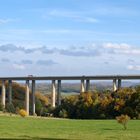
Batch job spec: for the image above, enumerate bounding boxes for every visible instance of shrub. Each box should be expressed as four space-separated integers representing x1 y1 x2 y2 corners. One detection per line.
136 103 140 118
123 107 135 118
35 92 48 105
40 107 50 116
116 114 130 130
99 113 106 119
15 107 20 114
35 98 43 116
6 103 16 114
19 109 27 117
59 109 68 118
0 104 4 111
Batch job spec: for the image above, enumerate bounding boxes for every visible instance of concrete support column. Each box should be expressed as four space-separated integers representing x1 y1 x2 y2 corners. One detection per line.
86 79 90 92
113 79 117 92
1 80 6 108
25 80 30 115
81 79 85 93
8 80 12 104
118 79 122 90
31 80 35 115
57 80 61 106
52 80 56 107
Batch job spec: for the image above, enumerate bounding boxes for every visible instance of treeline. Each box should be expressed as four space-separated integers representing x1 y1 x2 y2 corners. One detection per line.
0 81 140 119
0 81 49 115
52 87 140 119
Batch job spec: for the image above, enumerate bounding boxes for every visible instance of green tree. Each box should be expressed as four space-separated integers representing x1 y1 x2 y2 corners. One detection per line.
35 98 43 116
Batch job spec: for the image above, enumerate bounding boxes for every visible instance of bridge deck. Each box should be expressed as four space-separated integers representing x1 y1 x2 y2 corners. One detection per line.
0 75 140 80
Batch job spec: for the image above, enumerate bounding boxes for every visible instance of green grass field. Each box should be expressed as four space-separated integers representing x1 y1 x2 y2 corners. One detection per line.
0 116 139 140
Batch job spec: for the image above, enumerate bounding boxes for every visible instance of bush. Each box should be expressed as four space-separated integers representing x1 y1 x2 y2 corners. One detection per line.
15 107 20 114
99 113 106 119
40 107 49 116
0 104 4 111
19 109 27 117
123 107 135 119
13 99 24 109
116 114 130 130
35 98 43 116
59 109 68 118
6 103 15 114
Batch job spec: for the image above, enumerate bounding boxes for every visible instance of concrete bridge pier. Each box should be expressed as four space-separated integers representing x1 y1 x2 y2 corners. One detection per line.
57 80 61 106
81 79 85 93
25 80 30 115
31 80 36 115
86 79 90 92
118 79 122 90
1 80 6 108
52 80 56 107
8 80 12 104
113 79 117 92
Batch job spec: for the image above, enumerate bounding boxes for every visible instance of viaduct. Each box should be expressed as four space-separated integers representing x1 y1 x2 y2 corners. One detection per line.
0 75 140 115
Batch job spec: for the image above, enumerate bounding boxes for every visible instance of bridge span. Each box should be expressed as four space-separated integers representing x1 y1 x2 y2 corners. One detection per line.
1 75 140 115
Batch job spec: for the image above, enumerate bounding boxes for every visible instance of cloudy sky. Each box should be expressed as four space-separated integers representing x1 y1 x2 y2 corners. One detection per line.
0 0 140 76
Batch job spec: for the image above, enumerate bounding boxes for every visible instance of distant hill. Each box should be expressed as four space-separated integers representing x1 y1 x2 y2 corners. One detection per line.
35 81 139 95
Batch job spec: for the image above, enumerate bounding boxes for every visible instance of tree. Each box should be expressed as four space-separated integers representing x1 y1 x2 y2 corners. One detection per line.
35 98 43 116
116 114 130 130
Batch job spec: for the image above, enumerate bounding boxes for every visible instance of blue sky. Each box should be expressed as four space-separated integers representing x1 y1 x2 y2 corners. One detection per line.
0 0 140 76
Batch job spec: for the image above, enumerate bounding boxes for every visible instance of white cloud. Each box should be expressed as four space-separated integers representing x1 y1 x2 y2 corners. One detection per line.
45 9 99 23
103 43 131 49
13 64 25 70
0 18 16 24
127 65 140 71
36 60 57 65
77 17 98 23
0 19 10 24
49 9 73 17
103 43 140 55
1 42 140 58
93 5 138 17
42 29 72 34
0 43 101 57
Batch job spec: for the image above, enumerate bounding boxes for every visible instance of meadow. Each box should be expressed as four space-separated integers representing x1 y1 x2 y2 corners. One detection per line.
0 116 139 140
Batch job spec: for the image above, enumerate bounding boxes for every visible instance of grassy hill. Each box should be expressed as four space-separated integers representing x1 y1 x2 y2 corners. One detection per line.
0 115 139 140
